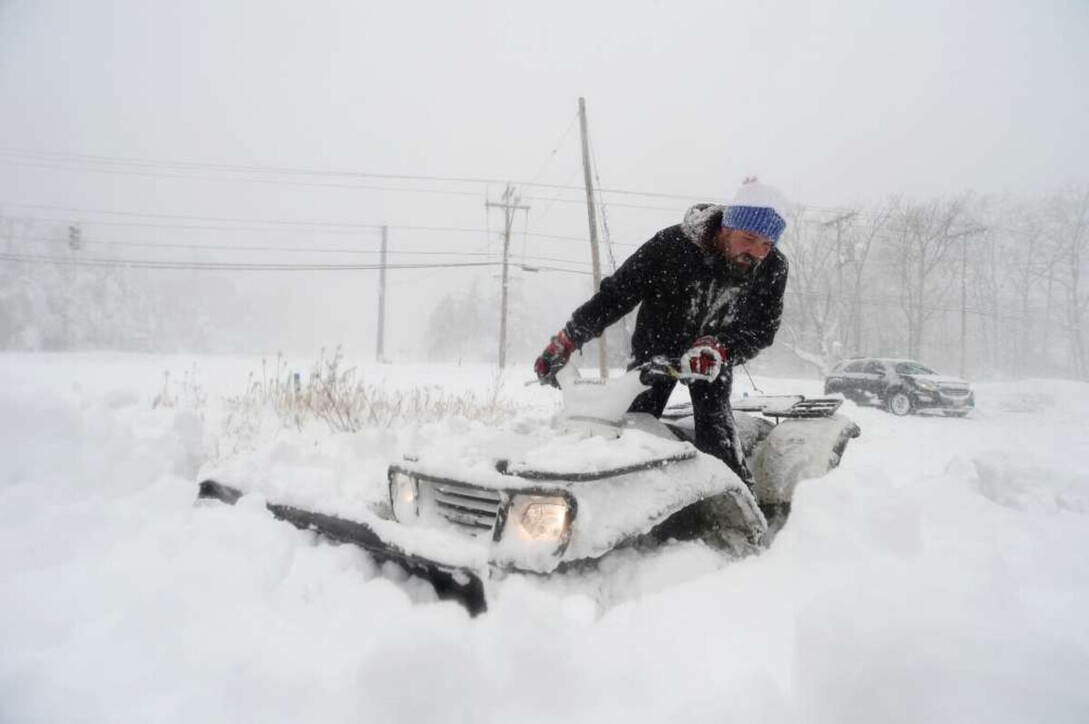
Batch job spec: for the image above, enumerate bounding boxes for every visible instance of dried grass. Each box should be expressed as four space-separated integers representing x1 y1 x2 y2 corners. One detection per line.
222 348 517 441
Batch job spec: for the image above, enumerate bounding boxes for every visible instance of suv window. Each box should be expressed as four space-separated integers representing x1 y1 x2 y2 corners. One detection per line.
843 361 866 373
895 362 935 375
863 361 885 375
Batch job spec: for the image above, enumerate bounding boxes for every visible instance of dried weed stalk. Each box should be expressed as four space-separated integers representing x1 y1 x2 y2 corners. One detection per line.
223 348 517 444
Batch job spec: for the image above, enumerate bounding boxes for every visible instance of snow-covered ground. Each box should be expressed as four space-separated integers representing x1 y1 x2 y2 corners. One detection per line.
2 352 1088 724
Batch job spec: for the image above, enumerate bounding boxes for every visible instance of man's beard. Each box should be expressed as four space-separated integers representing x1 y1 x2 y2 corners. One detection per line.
702 243 760 278
726 252 761 274
729 253 757 268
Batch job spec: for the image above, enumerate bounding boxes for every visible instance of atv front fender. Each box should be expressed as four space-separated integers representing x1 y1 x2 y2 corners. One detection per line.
750 414 861 505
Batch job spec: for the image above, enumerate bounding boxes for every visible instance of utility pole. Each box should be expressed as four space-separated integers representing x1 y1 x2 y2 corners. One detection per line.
485 186 530 368
960 233 967 378
376 225 388 363
820 211 857 352
949 226 986 377
578 96 608 378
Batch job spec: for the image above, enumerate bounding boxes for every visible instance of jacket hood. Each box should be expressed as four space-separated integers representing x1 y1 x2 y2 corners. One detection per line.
681 204 726 249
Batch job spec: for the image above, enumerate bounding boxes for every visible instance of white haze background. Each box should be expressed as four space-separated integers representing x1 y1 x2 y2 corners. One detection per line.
1 0 1087 366
2 353 1088 724
2 3 1089 722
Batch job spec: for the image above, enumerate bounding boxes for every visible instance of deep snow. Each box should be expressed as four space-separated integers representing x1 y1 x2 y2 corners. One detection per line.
2 352 1088 724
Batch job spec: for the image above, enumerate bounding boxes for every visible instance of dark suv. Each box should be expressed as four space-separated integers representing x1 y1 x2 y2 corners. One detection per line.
823 358 974 416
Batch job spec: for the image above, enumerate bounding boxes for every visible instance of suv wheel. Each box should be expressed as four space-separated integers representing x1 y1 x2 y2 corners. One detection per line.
887 390 913 416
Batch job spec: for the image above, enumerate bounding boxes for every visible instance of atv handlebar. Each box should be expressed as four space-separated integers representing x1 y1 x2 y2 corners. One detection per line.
527 357 715 388
638 356 716 385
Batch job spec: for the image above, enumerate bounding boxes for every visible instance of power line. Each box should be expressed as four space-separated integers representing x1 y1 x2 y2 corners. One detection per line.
522 113 585 238
0 147 550 189
1 201 395 230
0 247 1050 319
525 113 580 188
2 153 690 213
3 234 599 268
6 212 388 236
0 156 491 199
525 166 587 234
7 233 482 256
2 202 628 245
0 146 734 203
0 251 495 271
0 251 592 275
588 130 619 272
3 147 876 216
388 239 495 289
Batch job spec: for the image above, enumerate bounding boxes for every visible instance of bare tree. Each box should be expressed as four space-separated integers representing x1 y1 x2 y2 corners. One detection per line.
1010 208 1042 372
984 199 1051 374
890 195 971 359
969 217 1007 374
780 207 849 375
843 199 896 354
1050 185 1089 378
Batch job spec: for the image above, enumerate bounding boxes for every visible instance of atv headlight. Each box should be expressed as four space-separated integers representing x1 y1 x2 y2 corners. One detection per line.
389 469 418 521
509 494 571 543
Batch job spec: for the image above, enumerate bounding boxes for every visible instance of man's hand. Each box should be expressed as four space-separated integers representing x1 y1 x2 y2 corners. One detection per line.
534 329 577 386
680 336 728 382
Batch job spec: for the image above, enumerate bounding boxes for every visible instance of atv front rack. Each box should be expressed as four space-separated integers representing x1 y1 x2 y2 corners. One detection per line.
664 395 843 421
759 397 843 419
197 480 488 616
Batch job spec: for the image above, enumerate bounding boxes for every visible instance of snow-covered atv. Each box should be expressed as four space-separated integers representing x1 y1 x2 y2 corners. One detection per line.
197 363 859 615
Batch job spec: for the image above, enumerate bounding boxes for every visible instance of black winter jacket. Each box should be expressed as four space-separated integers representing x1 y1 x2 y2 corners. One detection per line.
565 205 788 366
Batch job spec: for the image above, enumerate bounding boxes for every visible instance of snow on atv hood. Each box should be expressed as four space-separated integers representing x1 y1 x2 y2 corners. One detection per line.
201 414 759 573
399 416 759 567
402 417 691 484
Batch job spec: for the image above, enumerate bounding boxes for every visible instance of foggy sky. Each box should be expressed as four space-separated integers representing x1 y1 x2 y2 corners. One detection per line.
1 0 1086 358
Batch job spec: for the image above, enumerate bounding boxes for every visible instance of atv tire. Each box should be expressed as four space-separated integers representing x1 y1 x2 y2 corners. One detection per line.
648 494 764 557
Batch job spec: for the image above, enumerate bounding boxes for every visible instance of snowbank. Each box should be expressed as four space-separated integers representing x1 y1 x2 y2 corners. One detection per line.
2 353 1088 724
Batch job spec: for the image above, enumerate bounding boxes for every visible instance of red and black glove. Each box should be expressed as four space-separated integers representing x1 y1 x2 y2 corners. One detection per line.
680 336 728 381
534 329 577 386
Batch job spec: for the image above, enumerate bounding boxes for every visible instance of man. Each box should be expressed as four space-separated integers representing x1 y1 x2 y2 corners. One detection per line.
534 180 789 487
